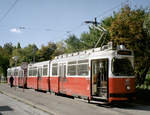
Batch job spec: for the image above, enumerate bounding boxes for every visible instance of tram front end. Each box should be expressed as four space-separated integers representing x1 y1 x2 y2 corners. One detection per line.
109 49 135 103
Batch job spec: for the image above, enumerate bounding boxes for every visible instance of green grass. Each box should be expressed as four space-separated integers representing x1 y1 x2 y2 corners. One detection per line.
136 75 150 90
0 81 7 83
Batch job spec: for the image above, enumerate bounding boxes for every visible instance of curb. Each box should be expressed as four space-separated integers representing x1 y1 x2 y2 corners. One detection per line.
0 89 56 115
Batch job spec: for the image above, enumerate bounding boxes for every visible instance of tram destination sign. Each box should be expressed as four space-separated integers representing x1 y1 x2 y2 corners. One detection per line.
117 50 132 55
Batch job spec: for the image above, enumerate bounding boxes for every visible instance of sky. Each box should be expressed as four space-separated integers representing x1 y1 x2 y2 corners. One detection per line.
0 0 149 48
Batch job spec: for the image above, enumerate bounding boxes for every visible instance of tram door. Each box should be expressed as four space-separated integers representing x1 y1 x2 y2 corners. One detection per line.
37 67 42 90
59 63 66 93
91 59 108 99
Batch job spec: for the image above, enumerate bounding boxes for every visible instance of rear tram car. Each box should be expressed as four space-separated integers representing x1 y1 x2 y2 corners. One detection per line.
7 43 135 103
27 61 50 91
7 66 27 87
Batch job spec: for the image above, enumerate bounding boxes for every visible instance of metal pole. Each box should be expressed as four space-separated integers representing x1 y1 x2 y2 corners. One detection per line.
15 61 16 90
33 47 36 63
23 70 24 92
12 56 18 90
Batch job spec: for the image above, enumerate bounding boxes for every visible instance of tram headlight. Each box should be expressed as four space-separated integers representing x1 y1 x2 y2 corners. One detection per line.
126 85 131 90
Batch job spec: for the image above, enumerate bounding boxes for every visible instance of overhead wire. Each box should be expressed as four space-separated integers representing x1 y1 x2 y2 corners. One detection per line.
52 0 126 41
88 0 130 24
0 0 131 42
54 22 85 41
0 0 19 24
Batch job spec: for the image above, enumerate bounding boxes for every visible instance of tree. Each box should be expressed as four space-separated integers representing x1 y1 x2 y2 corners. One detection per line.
143 10 150 52
0 43 12 77
65 35 81 53
17 42 21 49
0 50 9 77
109 5 150 85
23 44 38 63
3 42 14 57
36 42 56 62
52 41 66 58
80 26 110 49
10 48 24 66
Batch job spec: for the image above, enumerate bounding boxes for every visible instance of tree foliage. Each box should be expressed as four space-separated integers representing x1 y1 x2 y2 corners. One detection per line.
65 35 81 53
0 5 150 86
109 5 150 85
52 41 66 58
0 47 9 77
36 42 56 62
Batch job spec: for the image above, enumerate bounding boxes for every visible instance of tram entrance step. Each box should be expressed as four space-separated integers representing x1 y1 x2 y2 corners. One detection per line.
92 96 107 102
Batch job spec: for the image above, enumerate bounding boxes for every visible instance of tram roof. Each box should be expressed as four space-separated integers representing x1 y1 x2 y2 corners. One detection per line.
7 66 22 71
52 43 133 63
28 60 50 67
52 43 115 62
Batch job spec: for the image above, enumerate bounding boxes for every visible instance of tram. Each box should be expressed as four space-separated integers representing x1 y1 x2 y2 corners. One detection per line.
7 66 25 87
50 43 135 102
27 61 50 90
7 43 135 103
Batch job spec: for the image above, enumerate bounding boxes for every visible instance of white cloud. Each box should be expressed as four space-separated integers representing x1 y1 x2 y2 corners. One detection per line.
10 28 21 33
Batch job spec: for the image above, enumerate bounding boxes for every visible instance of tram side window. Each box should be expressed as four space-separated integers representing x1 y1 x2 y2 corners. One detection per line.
18 71 20 77
29 67 32 76
24 70 27 76
11 71 14 76
67 61 77 76
52 64 58 76
38 67 42 77
19 71 21 77
14 69 18 76
7 71 11 77
78 60 89 76
43 65 48 76
20 70 23 77
32 67 37 76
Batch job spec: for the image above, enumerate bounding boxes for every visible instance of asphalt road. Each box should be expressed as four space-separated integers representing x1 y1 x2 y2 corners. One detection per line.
0 93 50 115
0 84 150 115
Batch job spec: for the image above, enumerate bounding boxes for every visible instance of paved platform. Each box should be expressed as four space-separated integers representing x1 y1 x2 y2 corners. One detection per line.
0 84 150 115
0 84 114 115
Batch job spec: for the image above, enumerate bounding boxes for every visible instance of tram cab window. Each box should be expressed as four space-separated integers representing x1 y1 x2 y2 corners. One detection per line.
112 58 134 76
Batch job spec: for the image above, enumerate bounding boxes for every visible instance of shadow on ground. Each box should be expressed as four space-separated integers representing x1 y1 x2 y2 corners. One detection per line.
0 106 13 112
0 106 13 115
91 102 150 111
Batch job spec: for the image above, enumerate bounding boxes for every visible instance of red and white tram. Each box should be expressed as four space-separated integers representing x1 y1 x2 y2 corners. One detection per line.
7 43 135 103
27 61 50 91
7 66 24 87
50 44 135 102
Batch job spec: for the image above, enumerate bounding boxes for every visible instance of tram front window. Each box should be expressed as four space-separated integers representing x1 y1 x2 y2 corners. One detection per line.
112 58 134 76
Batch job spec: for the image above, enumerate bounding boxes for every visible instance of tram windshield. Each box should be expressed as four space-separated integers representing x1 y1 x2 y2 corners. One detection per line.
112 58 134 76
